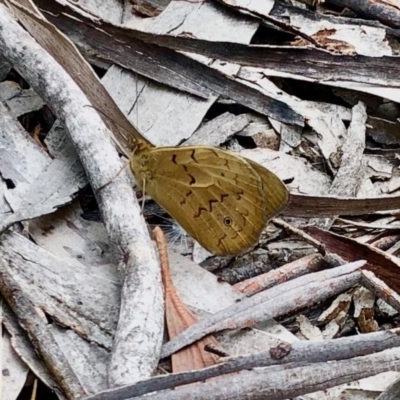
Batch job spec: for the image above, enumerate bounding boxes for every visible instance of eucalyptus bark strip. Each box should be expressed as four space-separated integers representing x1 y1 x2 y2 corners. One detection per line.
0 6 163 386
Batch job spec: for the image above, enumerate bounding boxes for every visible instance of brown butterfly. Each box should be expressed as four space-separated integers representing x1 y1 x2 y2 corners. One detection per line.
130 139 289 256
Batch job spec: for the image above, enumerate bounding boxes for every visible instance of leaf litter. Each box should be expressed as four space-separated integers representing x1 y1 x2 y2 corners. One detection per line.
2 0 400 399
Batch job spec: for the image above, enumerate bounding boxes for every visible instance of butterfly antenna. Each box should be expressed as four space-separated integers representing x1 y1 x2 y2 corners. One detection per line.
83 104 151 150
136 73 139 130
84 104 131 139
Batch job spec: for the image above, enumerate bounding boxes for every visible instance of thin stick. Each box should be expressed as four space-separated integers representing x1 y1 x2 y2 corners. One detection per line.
272 218 326 254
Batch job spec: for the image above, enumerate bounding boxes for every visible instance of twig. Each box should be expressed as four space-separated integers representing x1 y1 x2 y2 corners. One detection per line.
233 253 325 296
272 218 326 253
84 329 400 400
362 270 400 313
0 258 85 399
160 260 364 358
0 6 163 385
137 348 400 399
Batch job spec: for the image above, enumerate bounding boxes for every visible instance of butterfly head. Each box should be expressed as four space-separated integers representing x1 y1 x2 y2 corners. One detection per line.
129 139 155 189
130 138 154 155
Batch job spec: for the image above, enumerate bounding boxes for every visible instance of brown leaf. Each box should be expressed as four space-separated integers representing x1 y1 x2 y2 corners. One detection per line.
285 193 400 217
153 227 220 372
305 227 400 294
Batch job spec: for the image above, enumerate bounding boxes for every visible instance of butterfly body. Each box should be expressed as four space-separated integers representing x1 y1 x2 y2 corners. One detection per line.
130 140 289 256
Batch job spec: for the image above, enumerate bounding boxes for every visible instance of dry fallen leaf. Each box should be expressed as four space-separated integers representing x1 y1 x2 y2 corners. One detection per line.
153 226 221 372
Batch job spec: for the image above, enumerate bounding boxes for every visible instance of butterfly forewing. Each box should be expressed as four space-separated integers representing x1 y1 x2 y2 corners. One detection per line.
130 144 287 255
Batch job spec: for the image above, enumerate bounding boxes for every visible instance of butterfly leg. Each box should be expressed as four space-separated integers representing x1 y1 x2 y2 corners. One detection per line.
96 160 130 192
140 178 147 214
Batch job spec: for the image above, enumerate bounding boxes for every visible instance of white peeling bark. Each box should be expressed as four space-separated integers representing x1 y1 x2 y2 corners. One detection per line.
0 5 163 386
